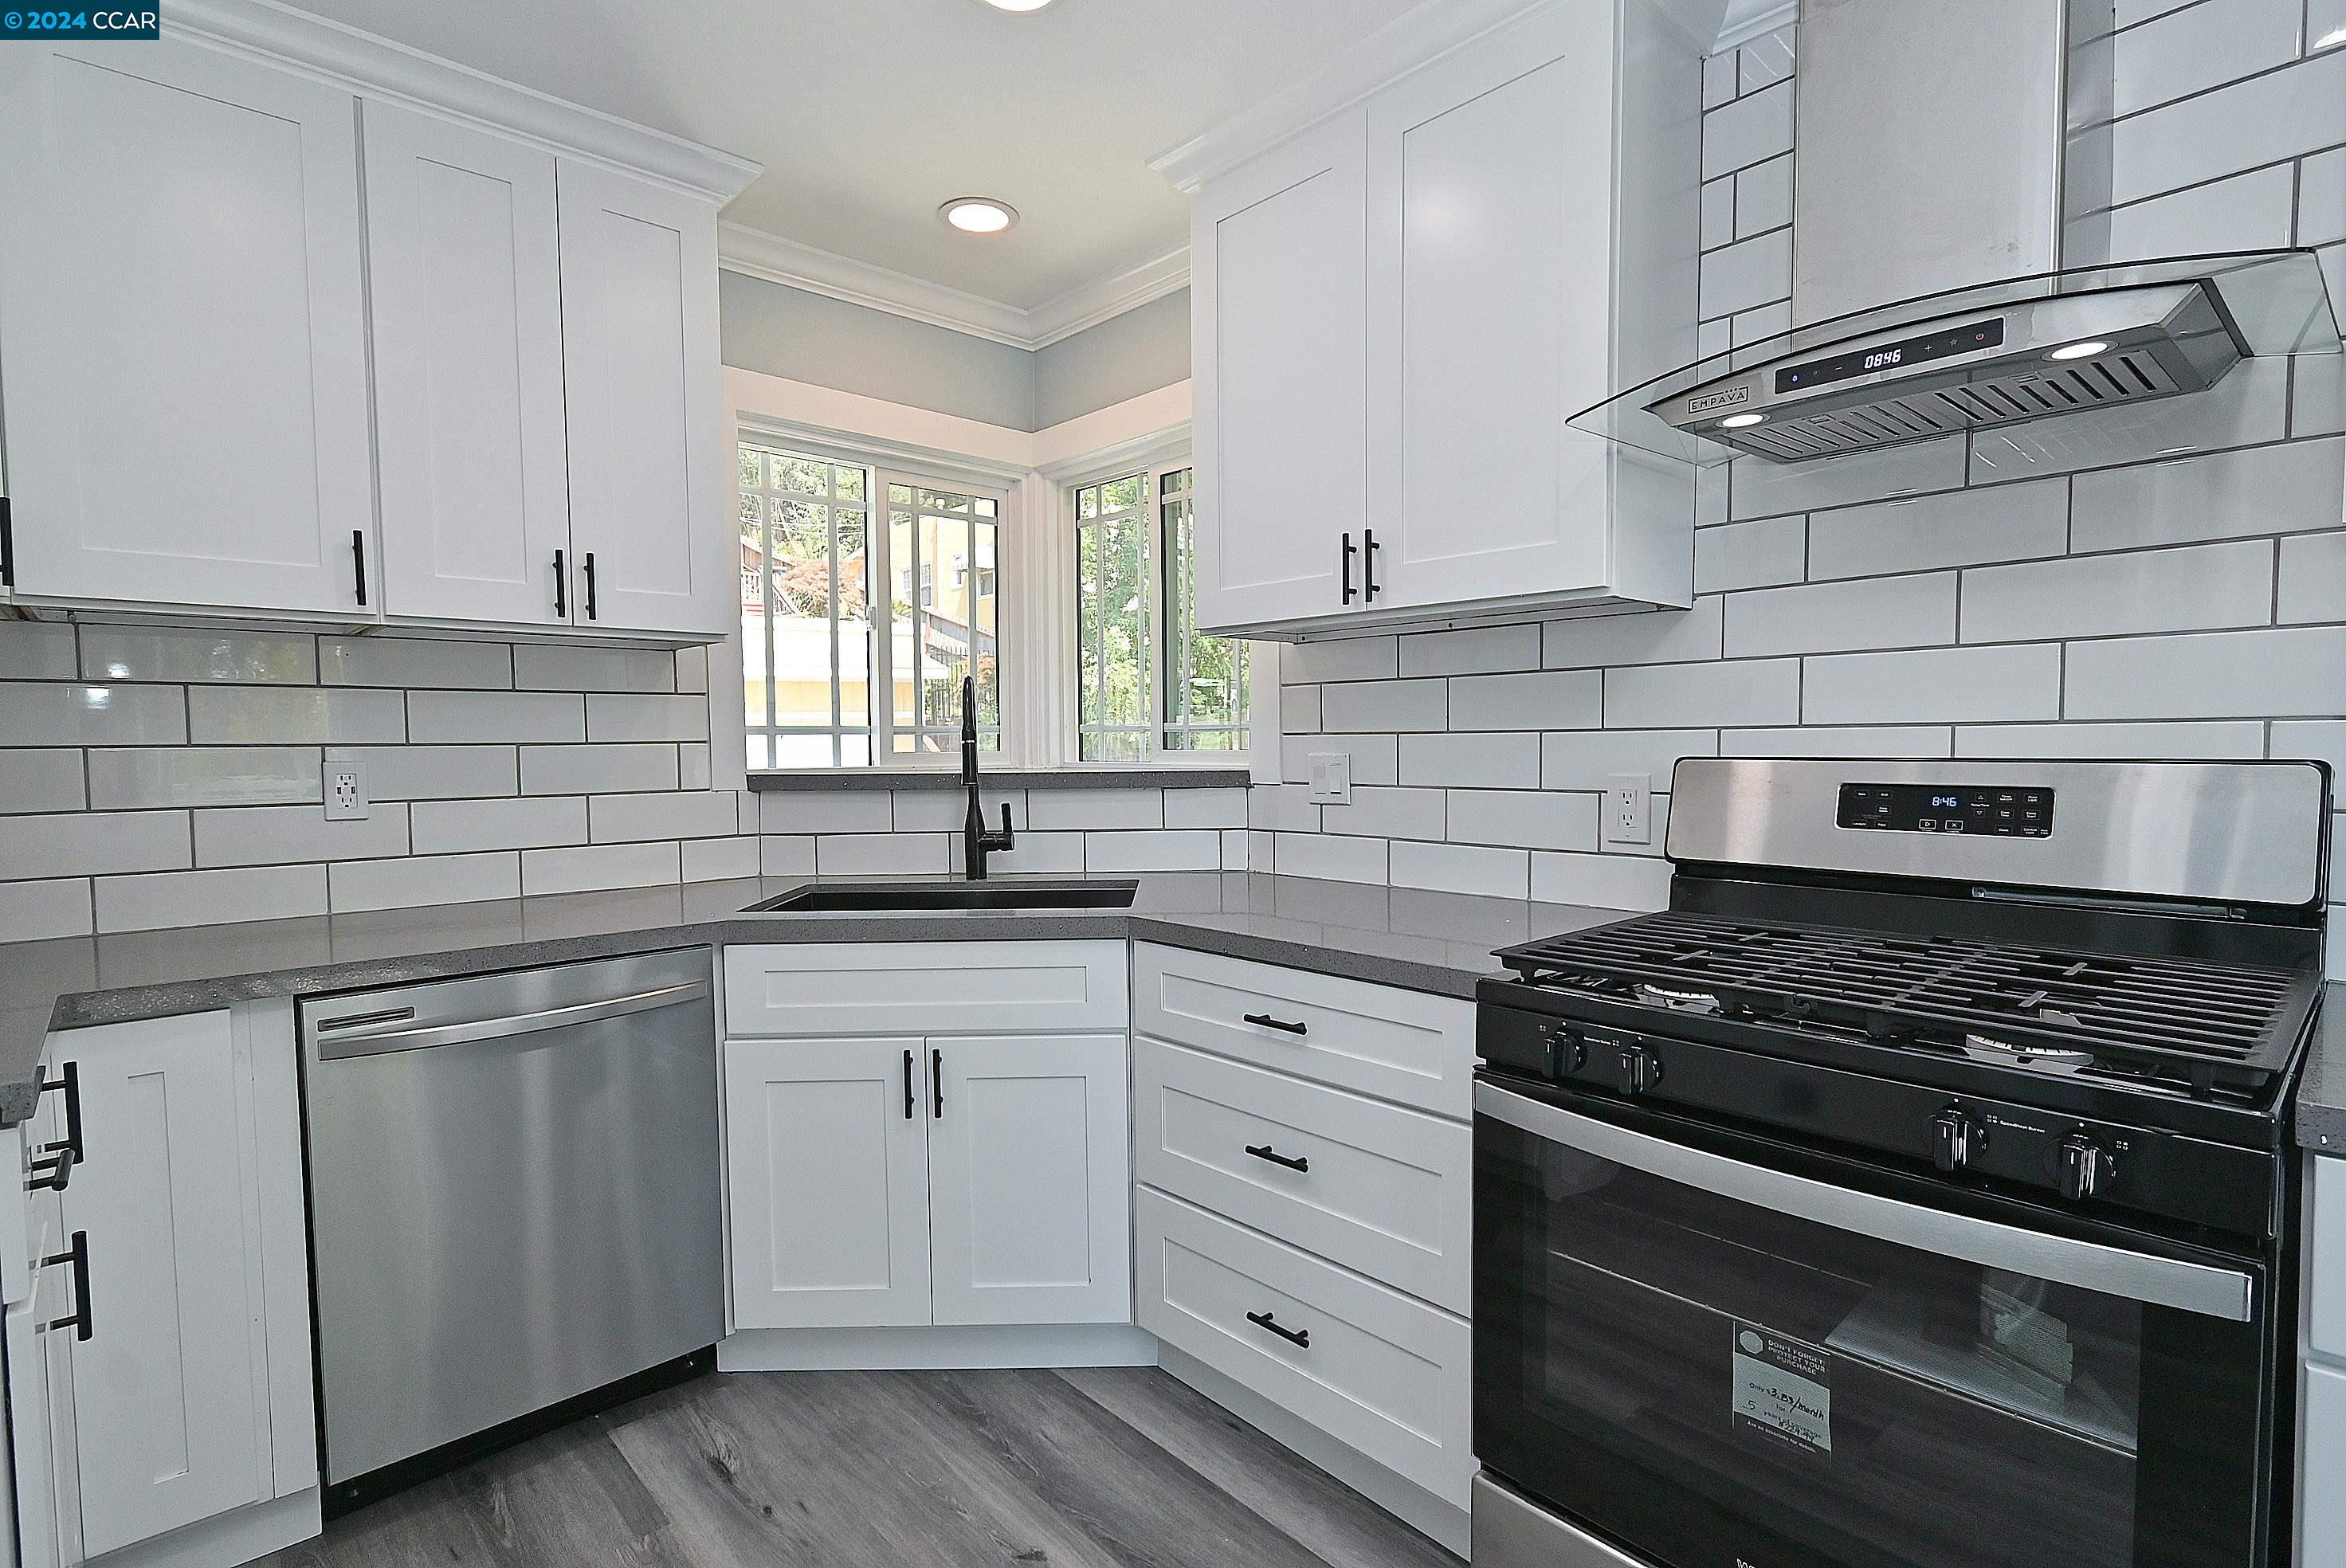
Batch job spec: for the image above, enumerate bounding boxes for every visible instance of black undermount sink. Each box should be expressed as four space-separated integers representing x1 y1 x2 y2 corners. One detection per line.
743 879 1140 914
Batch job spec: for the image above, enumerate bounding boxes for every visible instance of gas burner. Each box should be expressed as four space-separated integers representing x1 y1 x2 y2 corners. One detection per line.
1632 982 1721 1013
1957 1033 2097 1074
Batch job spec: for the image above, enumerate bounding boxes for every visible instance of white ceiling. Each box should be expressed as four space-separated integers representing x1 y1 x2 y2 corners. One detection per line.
286 0 1434 312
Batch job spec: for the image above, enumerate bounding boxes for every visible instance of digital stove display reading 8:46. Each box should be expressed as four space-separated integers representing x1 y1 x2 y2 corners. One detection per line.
1837 782 2054 837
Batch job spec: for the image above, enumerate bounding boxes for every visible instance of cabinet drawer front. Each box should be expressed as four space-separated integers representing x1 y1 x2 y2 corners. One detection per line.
1135 1188 1472 1508
1132 944 1473 1115
2315 1156 2346 1358
724 942 1128 1037
1135 1038 1469 1313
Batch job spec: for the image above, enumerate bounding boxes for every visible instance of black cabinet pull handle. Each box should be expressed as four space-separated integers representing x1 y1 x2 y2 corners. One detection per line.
1363 528 1381 601
904 1049 916 1120
553 547 568 618
1245 1143 1308 1172
1242 1012 1307 1037
0 496 15 588
1340 533 1357 605
29 1061 81 1193
932 1047 944 1119
1246 1310 1308 1348
583 551 598 619
41 1232 91 1343
351 530 369 606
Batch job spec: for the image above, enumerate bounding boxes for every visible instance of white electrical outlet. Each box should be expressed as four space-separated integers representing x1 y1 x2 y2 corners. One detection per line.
1307 751 1353 806
324 759 369 821
1605 772 1652 845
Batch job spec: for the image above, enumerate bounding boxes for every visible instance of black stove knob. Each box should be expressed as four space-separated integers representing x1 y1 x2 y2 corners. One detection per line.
1928 1107 1977 1173
2057 1133 2106 1201
1548 1027 1586 1077
1613 1043 1659 1096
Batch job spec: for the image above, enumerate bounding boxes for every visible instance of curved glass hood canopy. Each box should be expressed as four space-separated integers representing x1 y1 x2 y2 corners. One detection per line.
1571 249 2341 468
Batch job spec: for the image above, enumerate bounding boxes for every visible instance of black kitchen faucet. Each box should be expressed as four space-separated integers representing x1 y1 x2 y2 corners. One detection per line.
960 674 1014 879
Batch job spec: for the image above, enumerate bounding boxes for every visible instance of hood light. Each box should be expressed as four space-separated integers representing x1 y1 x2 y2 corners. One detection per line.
1720 412 1765 428
2047 339 2110 361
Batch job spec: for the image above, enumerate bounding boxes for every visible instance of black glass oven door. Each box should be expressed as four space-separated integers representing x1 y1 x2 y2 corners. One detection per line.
1474 1078 2272 1568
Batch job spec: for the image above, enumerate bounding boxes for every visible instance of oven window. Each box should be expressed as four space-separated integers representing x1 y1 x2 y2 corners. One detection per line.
1474 1111 2267 1568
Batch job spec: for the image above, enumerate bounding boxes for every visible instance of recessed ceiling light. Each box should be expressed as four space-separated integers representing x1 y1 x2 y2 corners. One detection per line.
1720 412 1765 428
977 0 1058 10
940 198 1018 234
2047 339 2110 361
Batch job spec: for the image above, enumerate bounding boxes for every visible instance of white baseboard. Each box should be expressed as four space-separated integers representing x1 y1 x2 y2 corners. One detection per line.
89 1488 321 1568
718 1322 1159 1372
1157 1345 1471 1560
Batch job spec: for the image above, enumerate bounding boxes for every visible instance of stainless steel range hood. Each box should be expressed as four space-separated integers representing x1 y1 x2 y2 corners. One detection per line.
1571 0 2340 466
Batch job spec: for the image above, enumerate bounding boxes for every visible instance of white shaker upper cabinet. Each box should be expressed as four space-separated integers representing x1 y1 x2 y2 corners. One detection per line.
364 101 574 629
1191 110 1370 636
0 39 376 617
555 160 728 638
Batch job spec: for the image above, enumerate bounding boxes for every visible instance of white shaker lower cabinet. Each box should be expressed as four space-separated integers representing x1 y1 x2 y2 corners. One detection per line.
2302 1154 2346 1565
6 1008 319 1568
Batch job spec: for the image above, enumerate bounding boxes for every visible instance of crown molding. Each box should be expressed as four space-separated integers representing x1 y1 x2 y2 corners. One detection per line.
719 223 1189 352
167 0 761 201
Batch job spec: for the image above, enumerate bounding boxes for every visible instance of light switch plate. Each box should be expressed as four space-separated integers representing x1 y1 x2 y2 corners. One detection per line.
1307 751 1353 806
324 759 369 821
1605 772 1652 845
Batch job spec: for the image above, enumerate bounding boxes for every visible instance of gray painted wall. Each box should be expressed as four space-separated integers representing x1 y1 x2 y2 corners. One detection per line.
720 270 1192 432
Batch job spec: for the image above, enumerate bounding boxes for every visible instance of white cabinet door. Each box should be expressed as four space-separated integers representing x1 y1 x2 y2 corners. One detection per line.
724 1037 933 1330
363 101 573 628
1191 110 1369 634
927 1033 1131 1327
6 1176 84 1568
2306 1362 2346 1566
0 40 375 616
1367 2 1617 610
54 1012 266 1559
555 159 728 637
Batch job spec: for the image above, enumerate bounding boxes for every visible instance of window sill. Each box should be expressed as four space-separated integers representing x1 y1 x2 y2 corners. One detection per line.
747 766 1253 794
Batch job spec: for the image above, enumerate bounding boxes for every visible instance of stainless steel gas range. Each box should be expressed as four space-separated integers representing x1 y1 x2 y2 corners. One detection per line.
1472 758 2331 1568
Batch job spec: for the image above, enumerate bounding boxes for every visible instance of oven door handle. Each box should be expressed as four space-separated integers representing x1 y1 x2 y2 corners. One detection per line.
1473 1080 2255 1323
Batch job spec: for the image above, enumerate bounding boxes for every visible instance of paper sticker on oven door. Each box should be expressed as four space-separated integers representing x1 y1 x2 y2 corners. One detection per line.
1732 1323 1833 1465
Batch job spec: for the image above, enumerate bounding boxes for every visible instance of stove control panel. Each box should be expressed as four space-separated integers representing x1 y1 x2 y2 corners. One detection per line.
1838 781 2054 837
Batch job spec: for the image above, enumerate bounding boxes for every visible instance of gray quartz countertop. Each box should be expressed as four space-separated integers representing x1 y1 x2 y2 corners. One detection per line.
2293 982 2346 1152
0 871 1630 1128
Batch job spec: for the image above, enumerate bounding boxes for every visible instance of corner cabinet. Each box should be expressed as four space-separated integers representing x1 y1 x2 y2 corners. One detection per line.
0 14 752 644
1185 0 1704 640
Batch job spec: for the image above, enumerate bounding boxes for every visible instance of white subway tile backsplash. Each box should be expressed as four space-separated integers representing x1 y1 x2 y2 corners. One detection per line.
0 751 86 814
520 743 678 796
512 645 678 693
1281 684 1323 731
890 787 1026 832
1322 677 1449 732
320 637 510 690
408 690 583 745
1399 732 1542 789
95 864 326 933
1530 851 1670 911
2112 49 2346 202
2273 719 2346 770
2112 0 2306 116
1542 729 1719 791
1698 228 1793 319
679 743 713 790
586 693 708 743
1971 359 2293 484
0 878 92 943
987 831 1087 875
2278 531 2346 621
410 795 586 855
2066 625 2346 716
1272 832 1387 885
1281 733 1399 786
1449 670 1602 731
589 791 740 843
3 683 186 747
1701 176 1736 249
1603 659 1801 727
1962 539 2276 641
520 841 681 897
1722 725 1955 758
1701 79 1793 178
332 744 517 802
0 623 76 680
90 747 320 809
1163 787 1250 829
1803 645 2063 725
0 810 188 880
1724 574 1957 657
1729 437 1968 522
761 788 892 834
1250 783 1322 833
1738 26 1795 92
1545 598 1724 668
814 833 949 876
1954 719 2270 759
1695 516 1804 593
2107 164 2297 257
328 852 520 914
1448 789 1599 852
2070 438 2346 550
2116 0 2202 25
759 835 816 876
1084 829 1222 872
79 626 314 684
1319 785 1446 841
1806 481 2070 579
194 803 408 868
2305 147 2346 249
190 687 399 746
1390 840 1528 899
1280 637 1398 684
1734 154 1792 238
2301 341 2346 439
1026 787 1163 830
1729 301 1791 350
1702 49 1738 108
1222 829 1250 870
680 837 760 883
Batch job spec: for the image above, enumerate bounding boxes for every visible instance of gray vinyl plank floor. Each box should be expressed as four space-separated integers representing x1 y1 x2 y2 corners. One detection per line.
263 1368 1464 1568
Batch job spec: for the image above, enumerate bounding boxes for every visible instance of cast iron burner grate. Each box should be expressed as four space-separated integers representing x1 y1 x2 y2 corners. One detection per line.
1497 911 2319 1098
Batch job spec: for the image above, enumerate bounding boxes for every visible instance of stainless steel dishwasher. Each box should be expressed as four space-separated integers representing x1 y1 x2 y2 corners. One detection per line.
297 947 722 1510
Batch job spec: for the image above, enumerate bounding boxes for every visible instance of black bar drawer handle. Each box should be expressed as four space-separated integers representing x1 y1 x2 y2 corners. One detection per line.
351 530 369 606
1246 1310 1308 1348
28 1062 81 1193
553 547 568 618
1340 533 1357 605
904 1049 916 1120
932 1047 944 1119
1362 527 1381 601
41 1232 91 1342
1242 1012 1307 1037
1245 1143 1308 1173
583 551 598 620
